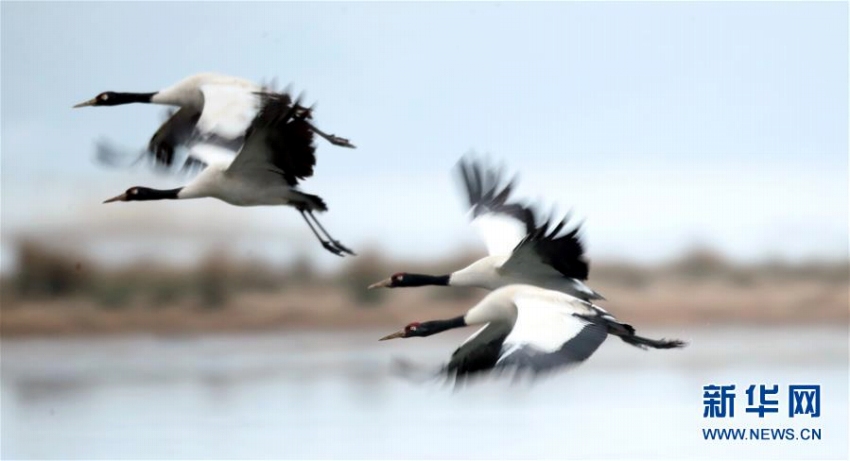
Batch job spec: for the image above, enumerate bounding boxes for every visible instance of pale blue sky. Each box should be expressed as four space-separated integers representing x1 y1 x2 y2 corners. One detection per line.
2 2 847 271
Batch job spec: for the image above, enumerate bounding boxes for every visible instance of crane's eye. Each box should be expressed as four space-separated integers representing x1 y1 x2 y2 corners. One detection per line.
100 93 109 101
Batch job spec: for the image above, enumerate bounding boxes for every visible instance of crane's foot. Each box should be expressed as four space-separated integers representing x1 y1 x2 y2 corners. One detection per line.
324 134 356 149
321 241 346 257
329 240 356 256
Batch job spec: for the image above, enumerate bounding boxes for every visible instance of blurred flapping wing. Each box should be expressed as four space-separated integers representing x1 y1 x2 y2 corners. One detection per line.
225 92 317 187
496 291 607 375
500 210 590 281
455 155 534 256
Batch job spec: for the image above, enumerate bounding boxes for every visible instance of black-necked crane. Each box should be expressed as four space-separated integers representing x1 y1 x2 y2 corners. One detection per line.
380 284 685 383
369 155 603 301
73 72 354 169
99 91 355 257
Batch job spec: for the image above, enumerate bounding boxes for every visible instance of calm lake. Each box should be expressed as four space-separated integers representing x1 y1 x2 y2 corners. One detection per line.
2 326 847 459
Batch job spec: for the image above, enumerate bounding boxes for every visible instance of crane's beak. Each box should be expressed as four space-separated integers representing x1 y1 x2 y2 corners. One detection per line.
103 193 127 203
379 330 406 341
73 98 97 108
368 278 392 289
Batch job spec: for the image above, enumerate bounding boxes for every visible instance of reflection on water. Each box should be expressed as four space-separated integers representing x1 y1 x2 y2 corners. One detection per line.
2 327 847 460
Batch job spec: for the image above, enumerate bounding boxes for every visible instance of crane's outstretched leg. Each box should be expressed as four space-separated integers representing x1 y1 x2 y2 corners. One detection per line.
299 210 346 257
304 121 356 149
290 103 355 148
305 211 356 256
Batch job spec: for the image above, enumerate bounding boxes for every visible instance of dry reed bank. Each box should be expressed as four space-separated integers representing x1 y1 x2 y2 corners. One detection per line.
1 240 846 336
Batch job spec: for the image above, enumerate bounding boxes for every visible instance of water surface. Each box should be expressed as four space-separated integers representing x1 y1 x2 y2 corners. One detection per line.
2 326 847 459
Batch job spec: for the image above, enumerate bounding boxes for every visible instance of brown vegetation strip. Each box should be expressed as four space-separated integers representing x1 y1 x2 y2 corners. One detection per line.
2 242 847 336
2 280 847 337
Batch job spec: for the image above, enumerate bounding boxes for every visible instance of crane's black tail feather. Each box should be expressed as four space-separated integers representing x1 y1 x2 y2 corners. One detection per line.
602 319 687 350
291 191 328 213
618 333 687 350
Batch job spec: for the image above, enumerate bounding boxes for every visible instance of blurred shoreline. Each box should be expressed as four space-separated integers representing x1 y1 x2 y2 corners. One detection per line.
1 240 847 337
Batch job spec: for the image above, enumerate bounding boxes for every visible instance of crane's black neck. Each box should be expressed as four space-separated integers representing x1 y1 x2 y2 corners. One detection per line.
130 187 183 201
109 92 157 105
412 316 467 337
397 273 451 287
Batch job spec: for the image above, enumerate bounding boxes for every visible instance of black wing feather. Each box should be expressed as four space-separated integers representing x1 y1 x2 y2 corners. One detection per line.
243 92 318 187
497 320 608 374
446 333 507 379
516 212 590 280
455 155 535 232
147 107 203 169
456 154 591 280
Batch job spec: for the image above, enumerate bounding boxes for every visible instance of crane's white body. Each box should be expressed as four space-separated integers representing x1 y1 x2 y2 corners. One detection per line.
150 73 260 109
89 72 354 180
442 284 613 378
450 254 600 299
387 282 684 382
152 73 264 143
171 141 301 206
142 73 354 151
177 162 305 207
172 103 333 212
464 284 604 341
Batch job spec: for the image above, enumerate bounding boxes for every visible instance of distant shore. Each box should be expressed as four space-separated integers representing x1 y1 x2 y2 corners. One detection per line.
2 278 846 337
3 242 846 337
